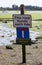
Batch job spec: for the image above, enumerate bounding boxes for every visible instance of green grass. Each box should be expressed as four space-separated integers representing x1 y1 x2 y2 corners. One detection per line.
32 21 42 26
0 11 42 21
0 14 12 18
25 11 42 20
31 13 42 20
36 35 42 39
0 11 20 19
3 21 42 32
0 10 42 32
1 21 15 29
30 21 42 31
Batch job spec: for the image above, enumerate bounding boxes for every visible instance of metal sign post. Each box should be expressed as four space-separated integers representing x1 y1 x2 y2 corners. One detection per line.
20 4 26 63
13 4 32 63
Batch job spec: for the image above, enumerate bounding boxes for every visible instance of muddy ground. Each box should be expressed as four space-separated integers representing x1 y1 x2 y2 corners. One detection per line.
0 39 42 65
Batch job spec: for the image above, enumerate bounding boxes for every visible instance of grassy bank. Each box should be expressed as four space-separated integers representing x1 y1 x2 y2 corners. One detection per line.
30 21 42 32
0 11 42 32
0 11 42 21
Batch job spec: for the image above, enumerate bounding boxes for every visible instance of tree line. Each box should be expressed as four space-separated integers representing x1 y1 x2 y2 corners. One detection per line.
0 5 42 11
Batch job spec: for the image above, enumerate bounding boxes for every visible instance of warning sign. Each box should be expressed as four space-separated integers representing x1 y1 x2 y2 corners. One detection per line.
13 14 32 27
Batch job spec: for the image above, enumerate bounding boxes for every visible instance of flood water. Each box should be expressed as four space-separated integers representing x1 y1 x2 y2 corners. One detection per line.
0 23 42 46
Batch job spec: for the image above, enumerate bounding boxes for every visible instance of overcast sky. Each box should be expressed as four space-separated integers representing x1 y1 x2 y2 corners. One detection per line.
0 0 42 7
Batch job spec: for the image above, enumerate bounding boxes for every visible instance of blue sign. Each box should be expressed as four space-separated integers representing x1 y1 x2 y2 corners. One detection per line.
16 27 30 39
